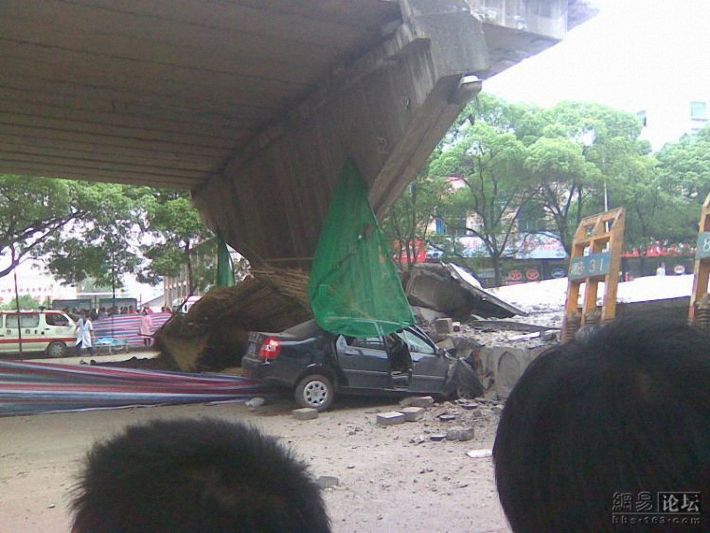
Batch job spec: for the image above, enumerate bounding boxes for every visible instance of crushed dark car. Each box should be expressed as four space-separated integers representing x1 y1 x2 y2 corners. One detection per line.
242 320 483 410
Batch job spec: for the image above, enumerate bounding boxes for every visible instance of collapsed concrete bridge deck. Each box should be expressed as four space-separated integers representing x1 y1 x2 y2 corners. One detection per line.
0 0 594 266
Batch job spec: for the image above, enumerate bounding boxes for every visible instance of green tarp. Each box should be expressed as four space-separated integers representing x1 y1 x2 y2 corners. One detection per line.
308 160 414 337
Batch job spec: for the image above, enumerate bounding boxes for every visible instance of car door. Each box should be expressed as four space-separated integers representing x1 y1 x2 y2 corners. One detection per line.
334 335 391 389
398 329 449 393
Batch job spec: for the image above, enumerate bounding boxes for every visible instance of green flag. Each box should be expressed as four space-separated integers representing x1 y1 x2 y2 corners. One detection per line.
216 236 235 287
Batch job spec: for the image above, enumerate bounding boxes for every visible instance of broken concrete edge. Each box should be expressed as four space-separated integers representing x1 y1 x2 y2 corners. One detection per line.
445 263 528 317
405 263 526 320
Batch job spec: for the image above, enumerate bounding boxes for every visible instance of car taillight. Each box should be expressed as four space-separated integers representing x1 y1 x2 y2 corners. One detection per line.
258 337 281 360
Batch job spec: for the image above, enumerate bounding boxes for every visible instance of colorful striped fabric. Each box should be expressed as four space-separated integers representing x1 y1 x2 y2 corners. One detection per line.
0 359 271 417
93 312 172 348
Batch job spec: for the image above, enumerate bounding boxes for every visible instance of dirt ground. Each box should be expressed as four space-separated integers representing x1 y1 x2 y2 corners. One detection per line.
0 394 509 533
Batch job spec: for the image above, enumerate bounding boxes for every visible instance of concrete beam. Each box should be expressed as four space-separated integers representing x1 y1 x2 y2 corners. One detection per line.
194 0 485 267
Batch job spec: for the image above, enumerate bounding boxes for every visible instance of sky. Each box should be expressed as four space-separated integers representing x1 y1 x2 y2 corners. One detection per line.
484 0 710 147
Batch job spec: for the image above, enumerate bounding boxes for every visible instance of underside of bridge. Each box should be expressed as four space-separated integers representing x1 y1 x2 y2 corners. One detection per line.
0 0 594 268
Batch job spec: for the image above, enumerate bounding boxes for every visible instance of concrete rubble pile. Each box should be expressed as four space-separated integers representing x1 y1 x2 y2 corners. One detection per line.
406 263 559 400
156 267 312 371
371 395 504 448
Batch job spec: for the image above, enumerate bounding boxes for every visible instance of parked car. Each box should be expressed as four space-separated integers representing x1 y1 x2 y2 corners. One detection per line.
0 310 76 358
242 320 483 411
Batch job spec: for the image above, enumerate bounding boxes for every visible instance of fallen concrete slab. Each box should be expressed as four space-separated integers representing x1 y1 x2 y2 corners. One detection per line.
405 263 526 320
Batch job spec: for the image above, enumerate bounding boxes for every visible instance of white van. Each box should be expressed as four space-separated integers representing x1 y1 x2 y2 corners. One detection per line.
0 310 76 357
172 296 201 315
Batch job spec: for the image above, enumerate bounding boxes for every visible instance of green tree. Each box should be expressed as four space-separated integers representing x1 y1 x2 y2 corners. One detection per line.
429 121 535 285
44 183 143 288
524 136 602 254
0 294 42 310
657 126 710 206
0 176 86 278
139 189 214 294
381 172 450 272
603 153 694 271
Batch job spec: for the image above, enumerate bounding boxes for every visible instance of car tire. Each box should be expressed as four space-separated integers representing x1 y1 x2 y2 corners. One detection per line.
46 341 67 358
294 374 334 411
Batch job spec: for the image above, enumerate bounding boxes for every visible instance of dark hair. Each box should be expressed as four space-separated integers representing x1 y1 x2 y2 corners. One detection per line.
72 418 331 533
493 317 709 533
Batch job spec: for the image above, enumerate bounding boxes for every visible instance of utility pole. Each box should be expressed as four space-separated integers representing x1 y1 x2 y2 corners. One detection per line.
13 270 23 356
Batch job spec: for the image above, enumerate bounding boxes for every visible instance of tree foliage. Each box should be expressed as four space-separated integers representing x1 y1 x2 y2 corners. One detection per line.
0 176 84 278
0 176 217 293
429 122 535 285
384 93 710 283
44 183 143 288
0 294 45 310
138 189 213 293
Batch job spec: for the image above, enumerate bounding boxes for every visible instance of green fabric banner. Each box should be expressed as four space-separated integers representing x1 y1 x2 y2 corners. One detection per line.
308 160 414 337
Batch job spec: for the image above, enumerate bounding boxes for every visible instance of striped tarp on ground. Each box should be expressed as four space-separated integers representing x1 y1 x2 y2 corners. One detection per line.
93 312 172 348
0 360 271 417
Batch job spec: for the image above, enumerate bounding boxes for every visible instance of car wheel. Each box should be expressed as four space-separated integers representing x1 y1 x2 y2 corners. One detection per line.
294 374 334 411
46 341 67 358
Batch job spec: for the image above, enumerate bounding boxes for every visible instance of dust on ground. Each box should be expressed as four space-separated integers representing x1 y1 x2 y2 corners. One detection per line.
0 395 509 533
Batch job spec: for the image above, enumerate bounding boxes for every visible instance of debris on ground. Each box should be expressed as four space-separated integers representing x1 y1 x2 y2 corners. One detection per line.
245 397 266 409
292 407 319 421
316 476 340 490
466 449 493 459
400 396 435 408
401 407 425 421
446 427 475 441
376 411 406 426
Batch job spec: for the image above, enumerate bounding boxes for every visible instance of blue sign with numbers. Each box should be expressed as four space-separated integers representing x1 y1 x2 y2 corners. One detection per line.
696 232 710 259
568 252 611 280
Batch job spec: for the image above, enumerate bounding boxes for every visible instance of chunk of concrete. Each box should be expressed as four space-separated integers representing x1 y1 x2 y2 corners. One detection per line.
466 448 493 459
541 330 558 341
401 395 435 408
316 476 340 489
376 411 406 426
434 318 454 335
446 427 475 441
245 397 266 408
292 408 319 420
401 406 425 422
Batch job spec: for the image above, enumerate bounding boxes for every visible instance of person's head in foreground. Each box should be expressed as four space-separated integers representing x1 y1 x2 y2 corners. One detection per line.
494 317 709 533
72 418 331 533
